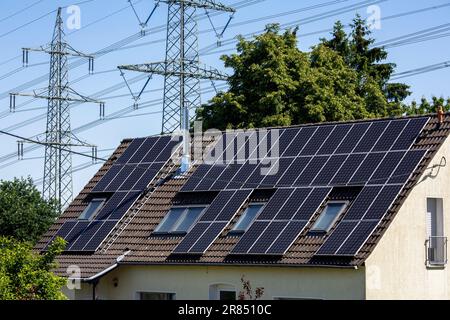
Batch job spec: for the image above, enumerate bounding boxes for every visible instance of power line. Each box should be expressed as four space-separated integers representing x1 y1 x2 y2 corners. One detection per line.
0 0 45 24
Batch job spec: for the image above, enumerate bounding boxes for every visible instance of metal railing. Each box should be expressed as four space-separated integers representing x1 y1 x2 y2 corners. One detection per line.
426 236 448 266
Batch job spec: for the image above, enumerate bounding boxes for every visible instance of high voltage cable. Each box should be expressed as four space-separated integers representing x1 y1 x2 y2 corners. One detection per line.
0 0 45 24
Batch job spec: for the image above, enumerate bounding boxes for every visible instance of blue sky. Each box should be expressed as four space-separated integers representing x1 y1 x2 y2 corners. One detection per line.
0 0 449 197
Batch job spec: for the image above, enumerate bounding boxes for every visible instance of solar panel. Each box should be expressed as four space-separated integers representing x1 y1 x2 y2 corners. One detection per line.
172 223 210 253
293 188 332 220
68 221 103 251
330 153 367 185
188 222 228 254
119 166 148 191
128 137 160 164
53 221 77 241
231 221 270 254
195 165 226 191
300 126 335 155
372 120 408 152
226 162 258 190
200 190 238 222
181 164 211 192
315 221 358 255
108 192 140 220
368 152 405 185
259 158 294 187
392 118 428 150
141 136 171 163
133 163 167 191
353 121 388 153
266 220 309 255
388 150 426 184
92 165 122 192
216 190 252 221
275 188 312 220
282 127 316 157
343 186 382 221
312 155 348 186
278 128 300 155
335 221 379 256
64 221 89 247
349 153 386 185
318 125 352 155
277 156 312 187
116 138 146 164
295 156 329 186
95 192 128 220
335 123 370 154
104 165 135 192
257 188 296 220
248 221 288 254
362 185 402 220
83 220 118 252
211 164 242 190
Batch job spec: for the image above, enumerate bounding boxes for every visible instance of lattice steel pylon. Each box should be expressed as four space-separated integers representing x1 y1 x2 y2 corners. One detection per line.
10 8 105 211
119 0 236 172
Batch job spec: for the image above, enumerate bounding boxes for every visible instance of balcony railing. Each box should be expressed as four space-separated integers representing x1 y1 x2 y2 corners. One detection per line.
426 236 448 266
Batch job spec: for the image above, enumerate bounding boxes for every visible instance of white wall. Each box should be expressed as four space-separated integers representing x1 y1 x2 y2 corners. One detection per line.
88 265 365 300
366 137 450 299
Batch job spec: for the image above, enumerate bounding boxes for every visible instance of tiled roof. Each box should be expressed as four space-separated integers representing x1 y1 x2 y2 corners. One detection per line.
36 114 450 279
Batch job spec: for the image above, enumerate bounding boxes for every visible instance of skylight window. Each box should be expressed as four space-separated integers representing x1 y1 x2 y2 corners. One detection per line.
154 206 207 234
79 198 106 221
230 204 264 234
311 201 348 233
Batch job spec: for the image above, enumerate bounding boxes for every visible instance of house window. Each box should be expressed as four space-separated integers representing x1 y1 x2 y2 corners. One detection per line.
426 198 447 266
79 198 106 220
139 292 175 300
311 201 348 233
230 204 264 234
154 206 207 234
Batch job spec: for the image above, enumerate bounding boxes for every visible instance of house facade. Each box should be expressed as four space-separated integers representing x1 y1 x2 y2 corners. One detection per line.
37 114 450 300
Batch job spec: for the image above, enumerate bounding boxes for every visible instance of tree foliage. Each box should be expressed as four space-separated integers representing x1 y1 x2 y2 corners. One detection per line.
196 18 410 130
0 237 67 300
0 177 59 243
404 97 450 115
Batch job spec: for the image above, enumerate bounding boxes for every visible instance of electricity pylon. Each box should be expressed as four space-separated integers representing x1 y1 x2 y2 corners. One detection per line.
10 8 105 211
119 0 236 172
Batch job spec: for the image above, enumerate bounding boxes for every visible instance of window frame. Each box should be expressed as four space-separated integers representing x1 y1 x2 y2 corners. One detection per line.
78 198 106 221
153 205 207 235
229 203 265 235
310 200 349 233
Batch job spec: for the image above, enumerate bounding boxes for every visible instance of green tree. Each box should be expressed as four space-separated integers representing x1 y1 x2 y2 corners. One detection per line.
196 24 366 130
0 178 59 243
0 237 67 300
404 96 450 115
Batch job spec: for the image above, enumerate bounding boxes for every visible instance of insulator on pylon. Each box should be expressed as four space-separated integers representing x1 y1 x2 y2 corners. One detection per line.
92 146 97 164
99 103 105 119
133 102 139 110
88 57 94 74
17 142 24 160
9 94 16 113
22 49 29 67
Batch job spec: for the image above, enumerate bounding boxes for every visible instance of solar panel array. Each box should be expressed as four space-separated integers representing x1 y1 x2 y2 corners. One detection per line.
177 117 429 257
47 136 181 252
173 189 252 254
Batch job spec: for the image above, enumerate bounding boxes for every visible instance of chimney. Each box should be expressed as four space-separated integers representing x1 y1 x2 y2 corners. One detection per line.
437 105 445 124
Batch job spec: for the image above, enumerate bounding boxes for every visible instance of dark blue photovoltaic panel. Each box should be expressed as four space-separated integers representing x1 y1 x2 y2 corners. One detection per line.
368 152 405 185
141 136 170 163
331 153 367 185
318 125 352 155
231 221 270 254
133 163 165 191
116 138 146 164
315 221 358 255
104 165 135 192
92 165 122 192
188 222 228 254
295 156 329 186
277 157 312 187
349 153 386 185
293 188 332 220
68 221 103 251
343 186 382 221
388 150 426 184
282 127 317 157
372 120 408 152
216 190 252 221
64 221 90 247
95 192 128 220
226 163 258 190
119 166 147 191
335 221 379 256
128 137 159 164
83 221 118 252
275 188 312 220
248 221 288 254
266 221 309 255
181 165 211 191
259 158 294 187
109 192 141 220
211 164 242 190
54 221 77 240
195 165 225 191
300 126 335 156
335 123 370 154
200 190 238 222
278 128 300 155
312 155 348 186
392 118 428 150
155 138 180 162
172 223 209 253
258 188 296 220
363 185 402 220
353 121 388 153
